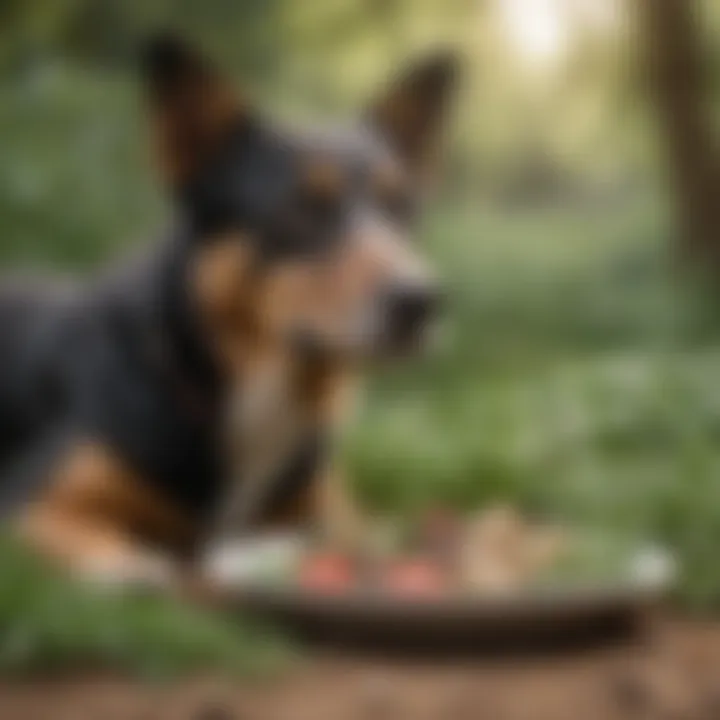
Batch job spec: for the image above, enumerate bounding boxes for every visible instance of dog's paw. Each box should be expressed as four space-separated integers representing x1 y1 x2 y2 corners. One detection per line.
77 551 176 593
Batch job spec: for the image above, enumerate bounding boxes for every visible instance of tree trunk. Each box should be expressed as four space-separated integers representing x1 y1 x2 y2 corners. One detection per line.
637 0 720 263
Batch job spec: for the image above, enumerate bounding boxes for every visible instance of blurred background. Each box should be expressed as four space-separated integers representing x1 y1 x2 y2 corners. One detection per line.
1 0 720 672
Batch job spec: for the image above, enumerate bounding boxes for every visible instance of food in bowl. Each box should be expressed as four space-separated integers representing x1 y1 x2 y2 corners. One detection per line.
204 504 676 600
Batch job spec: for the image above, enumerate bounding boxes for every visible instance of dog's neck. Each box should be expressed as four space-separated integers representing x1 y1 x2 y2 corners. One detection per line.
154 224 319 416
153 223 226 416
155 221 354 419
148 223 358 533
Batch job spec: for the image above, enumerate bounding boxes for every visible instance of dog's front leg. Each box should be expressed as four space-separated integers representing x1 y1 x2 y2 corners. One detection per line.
312 463 367 550
18 506 175 589
14 442 194 590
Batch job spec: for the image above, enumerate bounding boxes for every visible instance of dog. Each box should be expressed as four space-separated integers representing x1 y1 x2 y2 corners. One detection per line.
0 34 458 588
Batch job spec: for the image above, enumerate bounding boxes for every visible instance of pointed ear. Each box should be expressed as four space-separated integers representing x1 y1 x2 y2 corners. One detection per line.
369 52 459 181
141 33 244 186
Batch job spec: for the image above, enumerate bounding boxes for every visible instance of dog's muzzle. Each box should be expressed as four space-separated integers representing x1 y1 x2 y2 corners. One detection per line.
377 281 443 353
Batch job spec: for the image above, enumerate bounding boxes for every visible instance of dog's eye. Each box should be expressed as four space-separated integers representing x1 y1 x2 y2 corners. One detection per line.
277 164 346 257
300 187 342 220
300 161 344 216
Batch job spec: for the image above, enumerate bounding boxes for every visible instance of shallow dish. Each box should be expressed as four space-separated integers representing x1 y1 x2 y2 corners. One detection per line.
226 544 676 655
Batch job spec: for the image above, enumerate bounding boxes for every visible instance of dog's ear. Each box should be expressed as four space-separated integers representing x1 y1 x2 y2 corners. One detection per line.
141 33 244 186
369 52 459 182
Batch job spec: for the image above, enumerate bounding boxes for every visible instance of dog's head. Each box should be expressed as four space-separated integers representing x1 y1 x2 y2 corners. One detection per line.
143 35 458 365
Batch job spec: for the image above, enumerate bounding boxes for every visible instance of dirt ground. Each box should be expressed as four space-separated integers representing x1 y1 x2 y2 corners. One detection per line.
2 616 720 720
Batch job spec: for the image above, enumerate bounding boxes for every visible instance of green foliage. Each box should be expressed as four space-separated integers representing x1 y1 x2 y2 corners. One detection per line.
348 203 720 609
0 537 291 677
0 8 718 675
0 66 159 269
0 0 654 196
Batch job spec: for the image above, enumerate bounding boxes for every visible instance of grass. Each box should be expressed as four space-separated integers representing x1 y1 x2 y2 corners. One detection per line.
3 64 720 675
0 537 291 678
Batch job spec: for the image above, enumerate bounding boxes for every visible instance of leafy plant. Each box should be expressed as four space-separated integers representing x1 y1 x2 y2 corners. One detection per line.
0 537 291 677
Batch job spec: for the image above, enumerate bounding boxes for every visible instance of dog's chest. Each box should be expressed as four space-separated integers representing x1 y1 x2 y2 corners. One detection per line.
213 359 312 535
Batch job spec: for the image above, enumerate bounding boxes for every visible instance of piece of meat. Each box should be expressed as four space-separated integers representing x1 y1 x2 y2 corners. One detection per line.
299 552 355 593
382 558 447 597
458 505 567 593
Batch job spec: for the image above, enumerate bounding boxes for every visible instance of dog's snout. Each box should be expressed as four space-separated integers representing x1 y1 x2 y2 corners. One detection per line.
382 283 442 346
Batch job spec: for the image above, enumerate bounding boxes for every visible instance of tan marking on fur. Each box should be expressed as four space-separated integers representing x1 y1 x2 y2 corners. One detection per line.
373 158 406 198
191 236 366 538
302 158 345 200
255 265 323 340
249 214 429 353
192 234 263 373
213 347 360 536
244 242 386 351
351 215 432 287
17 443 195 559
261 365 360 530
193 224 428 364
17 506 174 585
192 237 312 535
312 463 366 549
296 356 358 424
249 218 430 352
260 460 363 542
193 234 354 369
299 367 364 547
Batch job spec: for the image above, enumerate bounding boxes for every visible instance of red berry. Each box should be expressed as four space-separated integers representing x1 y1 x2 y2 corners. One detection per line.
299 553 355 593
383 558 446 597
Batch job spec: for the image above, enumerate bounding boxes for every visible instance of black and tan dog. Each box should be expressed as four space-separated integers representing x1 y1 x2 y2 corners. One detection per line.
0 35 458 587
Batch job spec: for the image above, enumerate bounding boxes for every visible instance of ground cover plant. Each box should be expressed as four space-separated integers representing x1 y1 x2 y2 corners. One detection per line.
2 59 720 675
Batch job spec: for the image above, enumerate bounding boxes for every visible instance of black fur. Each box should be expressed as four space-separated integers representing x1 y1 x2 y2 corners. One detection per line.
0 228 324 531
0 119 391 524
0 39 457 544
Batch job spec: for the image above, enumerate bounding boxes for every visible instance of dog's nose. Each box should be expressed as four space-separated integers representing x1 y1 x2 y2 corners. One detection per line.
382 283 442 346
